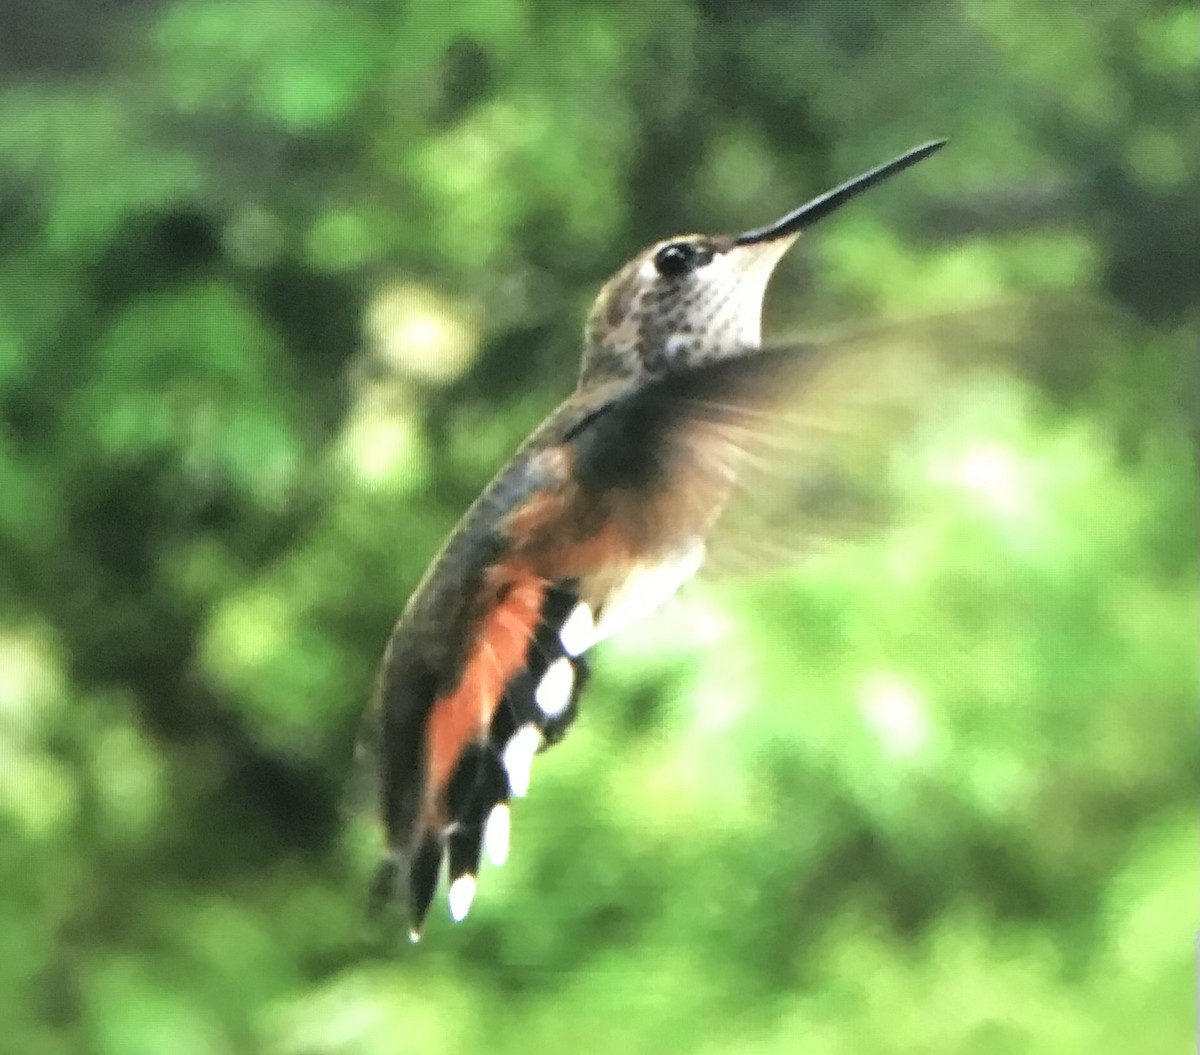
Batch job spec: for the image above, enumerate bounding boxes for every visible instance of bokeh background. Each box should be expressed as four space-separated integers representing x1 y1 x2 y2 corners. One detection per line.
1 2 1197 1052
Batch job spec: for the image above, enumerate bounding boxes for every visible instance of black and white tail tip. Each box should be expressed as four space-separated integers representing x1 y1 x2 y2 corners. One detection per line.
402 586 597 939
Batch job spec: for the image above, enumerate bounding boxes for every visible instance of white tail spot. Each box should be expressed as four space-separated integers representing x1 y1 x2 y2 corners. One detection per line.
484 803 511 866
448 874 477 922
535 657 575 717
558 602 596 657
502 724 541 797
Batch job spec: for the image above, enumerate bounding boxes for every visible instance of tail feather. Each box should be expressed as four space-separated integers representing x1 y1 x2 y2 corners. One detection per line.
375 578 595 937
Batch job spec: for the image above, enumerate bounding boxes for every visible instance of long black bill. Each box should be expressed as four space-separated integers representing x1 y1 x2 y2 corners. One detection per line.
733 139 947 246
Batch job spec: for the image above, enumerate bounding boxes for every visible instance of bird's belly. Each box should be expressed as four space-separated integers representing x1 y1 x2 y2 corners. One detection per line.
578 537 706 652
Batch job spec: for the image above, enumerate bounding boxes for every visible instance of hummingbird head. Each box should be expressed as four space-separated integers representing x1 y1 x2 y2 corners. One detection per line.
580 140 946 387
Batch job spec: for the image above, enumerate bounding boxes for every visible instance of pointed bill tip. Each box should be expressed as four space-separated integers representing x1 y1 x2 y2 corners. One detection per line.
733 138 949 246
910 137 949 158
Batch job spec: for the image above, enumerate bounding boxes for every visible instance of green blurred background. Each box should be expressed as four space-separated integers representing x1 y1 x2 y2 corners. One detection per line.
1 1 1197 1052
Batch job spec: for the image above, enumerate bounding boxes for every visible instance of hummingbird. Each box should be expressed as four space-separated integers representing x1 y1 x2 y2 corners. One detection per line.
363 140 947 940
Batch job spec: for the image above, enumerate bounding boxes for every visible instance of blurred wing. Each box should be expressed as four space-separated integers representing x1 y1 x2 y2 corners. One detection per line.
616 309 1024 578
703 339 933 575
557 344 898 578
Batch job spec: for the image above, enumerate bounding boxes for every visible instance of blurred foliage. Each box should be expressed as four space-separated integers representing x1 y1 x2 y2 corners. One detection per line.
0 0 1197 1052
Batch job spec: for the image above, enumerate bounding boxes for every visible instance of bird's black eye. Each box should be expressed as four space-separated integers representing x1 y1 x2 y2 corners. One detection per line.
653 240 711 278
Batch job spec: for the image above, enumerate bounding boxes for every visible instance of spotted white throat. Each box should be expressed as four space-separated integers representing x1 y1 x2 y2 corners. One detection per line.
361 140 948 939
